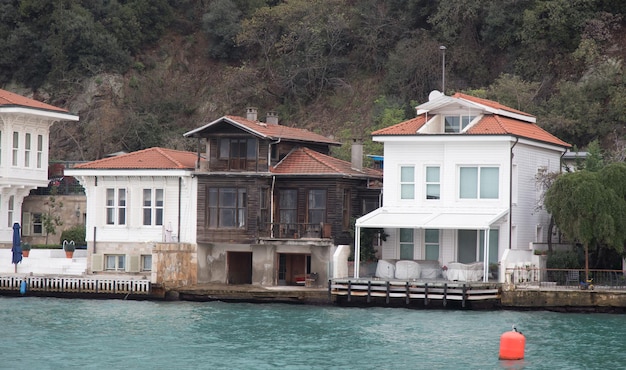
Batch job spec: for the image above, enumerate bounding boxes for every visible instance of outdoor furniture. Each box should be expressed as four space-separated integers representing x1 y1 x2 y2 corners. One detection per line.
446 261 484 282
375 259 396 279
395 260 421 279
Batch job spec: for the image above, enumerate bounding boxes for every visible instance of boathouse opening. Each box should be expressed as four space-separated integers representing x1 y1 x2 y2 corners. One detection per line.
227 252 252 284
278 253 311 286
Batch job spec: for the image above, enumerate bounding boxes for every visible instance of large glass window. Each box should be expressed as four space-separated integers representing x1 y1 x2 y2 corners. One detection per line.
143 189 164 226
400 166 415 199
424 229 440 260
7 195 14 227
141 255 152 271
460 166 499 199
207 187 247 228
399 228 414 260
426 166 440 200
444 115 475 133
32 213 43 235
106 188 126 225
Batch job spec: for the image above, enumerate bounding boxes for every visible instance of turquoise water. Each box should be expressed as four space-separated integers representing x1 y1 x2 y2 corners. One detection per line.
1 297 625 369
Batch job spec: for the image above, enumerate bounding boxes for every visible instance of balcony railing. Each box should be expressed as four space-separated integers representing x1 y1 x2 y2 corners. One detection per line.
506 267 626 290
259 222 332 239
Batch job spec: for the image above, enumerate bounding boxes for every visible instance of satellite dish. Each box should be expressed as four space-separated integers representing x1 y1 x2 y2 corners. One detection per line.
428 90 444 101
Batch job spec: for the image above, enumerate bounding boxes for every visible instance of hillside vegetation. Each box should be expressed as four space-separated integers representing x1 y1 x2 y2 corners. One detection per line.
2 0 626 161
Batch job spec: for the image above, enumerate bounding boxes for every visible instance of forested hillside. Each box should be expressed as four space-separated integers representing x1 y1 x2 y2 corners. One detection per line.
2 0 626 162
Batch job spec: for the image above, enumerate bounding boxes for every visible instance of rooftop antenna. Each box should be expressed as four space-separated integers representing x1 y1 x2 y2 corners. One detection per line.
439 45 446 94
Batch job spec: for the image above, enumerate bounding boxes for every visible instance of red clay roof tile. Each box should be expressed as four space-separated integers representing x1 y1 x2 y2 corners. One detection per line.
373 93 570 148
186 115 341 146
0 88 69 113
73 147 199 169
272 147 382 178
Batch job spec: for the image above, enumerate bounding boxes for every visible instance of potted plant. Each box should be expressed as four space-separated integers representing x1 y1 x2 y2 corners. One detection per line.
63 240 75 259
21 242 30 258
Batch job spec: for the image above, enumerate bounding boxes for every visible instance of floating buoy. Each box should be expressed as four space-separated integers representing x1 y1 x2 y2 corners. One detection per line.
499 328 525 360
20 280 27 295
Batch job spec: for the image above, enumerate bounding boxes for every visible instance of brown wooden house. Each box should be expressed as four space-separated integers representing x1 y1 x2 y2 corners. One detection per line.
184 108 382 286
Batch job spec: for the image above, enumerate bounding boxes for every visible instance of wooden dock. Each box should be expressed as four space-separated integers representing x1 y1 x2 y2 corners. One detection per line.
330 279 501 308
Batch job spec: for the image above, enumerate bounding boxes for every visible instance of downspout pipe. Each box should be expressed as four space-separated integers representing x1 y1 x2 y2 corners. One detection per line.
178 177 182 242
509 137 518 250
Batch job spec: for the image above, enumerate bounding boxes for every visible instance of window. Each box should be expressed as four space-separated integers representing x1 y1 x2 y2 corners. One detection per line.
444 115 475 133
279 189 297 236
143 189 164 226
106 188 126 225
399 228 414 260
362 197 379 214
32 213 43 235
426 166 440 200
400 166 415 199
141 255 152 271
308 189 326 225
37 135 43 168
219 138 257 169
105 255 125 271
342 189 351 230
460 166 499 199
24 133 31 167
424 229 440 260
7 195 13 227
12 132 18 166
207 187 247 228
259 187 270 231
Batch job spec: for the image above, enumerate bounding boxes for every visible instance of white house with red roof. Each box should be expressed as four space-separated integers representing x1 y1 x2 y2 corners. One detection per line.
355 91 570 282
0 89 78 244
65 147 199 281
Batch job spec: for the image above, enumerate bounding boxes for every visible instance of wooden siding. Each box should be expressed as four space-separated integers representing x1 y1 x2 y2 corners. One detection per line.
196 174 380 246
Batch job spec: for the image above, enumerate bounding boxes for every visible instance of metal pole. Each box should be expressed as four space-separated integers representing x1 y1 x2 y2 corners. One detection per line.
439 45 446 93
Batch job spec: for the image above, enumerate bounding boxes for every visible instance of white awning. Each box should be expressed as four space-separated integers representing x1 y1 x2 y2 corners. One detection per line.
355 207 508 230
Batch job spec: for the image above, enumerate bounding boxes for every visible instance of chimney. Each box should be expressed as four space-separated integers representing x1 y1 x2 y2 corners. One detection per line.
246 107 258 121
351 139 363 171
266 111 279 125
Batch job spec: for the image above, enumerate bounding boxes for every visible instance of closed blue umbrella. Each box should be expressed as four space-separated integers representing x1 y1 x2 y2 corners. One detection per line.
12 223 22 272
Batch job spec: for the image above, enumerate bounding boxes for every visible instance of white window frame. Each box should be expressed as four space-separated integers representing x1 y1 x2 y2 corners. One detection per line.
105 254 126 271
425 166 440 200
141 255 152 271
444 115 476 133
424 229 440 261
12 132 18 166
106 188 127 225
459 166 499 199
399 228 414 260
24 133 31 167
7 195 14 227
143 188 164 226
36 135 43 168
400 166 415 200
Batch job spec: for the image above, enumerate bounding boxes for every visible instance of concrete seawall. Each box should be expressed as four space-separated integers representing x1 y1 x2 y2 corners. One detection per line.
501 288 626 312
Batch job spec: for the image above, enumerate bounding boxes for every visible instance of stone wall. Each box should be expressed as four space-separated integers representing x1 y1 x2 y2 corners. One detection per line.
153 243 197 287
21 194 86 245
501 289 626 310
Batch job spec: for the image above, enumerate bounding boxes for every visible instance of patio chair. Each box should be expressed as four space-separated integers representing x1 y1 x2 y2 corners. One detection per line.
566 270 580 286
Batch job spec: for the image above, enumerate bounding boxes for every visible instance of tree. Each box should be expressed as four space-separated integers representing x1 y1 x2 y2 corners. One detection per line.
544 164 626 279
42 184 64 245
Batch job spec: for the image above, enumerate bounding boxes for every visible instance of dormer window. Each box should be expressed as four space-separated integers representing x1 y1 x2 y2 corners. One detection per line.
444 115 476 133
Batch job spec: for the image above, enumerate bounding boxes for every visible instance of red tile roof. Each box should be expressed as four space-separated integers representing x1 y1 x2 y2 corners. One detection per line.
467 115 570 147
73 147 199 169
0 88 69 113
272 147 382 178
452 92 533 118
185 115 341 146
372 93 570 148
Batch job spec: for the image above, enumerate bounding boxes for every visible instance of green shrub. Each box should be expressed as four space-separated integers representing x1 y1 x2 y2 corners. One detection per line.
61 224 86 246
546 249 583 269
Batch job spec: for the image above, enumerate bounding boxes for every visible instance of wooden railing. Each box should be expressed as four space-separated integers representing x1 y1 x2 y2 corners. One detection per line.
259 222 332 239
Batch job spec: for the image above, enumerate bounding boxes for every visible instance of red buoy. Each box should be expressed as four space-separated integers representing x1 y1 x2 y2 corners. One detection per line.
499 330 525 360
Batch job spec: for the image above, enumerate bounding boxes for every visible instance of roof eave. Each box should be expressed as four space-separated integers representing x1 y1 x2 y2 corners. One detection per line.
0 106 79 121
